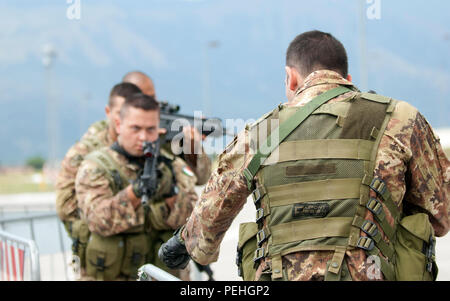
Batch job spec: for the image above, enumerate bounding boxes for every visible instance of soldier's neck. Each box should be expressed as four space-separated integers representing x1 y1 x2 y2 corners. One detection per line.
111 142 145 167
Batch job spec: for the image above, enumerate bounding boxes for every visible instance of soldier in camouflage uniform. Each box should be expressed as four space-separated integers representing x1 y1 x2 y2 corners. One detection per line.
159 30 449 281
75 93 197 280
56 82 142 235
122 70 212 185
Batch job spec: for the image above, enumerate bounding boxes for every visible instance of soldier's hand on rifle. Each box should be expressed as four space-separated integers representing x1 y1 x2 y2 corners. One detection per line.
131 176 147 199
158 226 191 269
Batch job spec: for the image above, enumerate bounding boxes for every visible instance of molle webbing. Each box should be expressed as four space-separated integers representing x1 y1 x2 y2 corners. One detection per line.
262 139 374 165
244 86 353 190
249 90 400 280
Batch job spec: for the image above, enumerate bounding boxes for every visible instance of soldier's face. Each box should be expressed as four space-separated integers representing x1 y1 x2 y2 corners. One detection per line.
116 107 160 156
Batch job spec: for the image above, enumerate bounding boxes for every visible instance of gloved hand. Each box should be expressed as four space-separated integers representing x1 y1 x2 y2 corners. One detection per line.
131 178 146 199
158 226 191 269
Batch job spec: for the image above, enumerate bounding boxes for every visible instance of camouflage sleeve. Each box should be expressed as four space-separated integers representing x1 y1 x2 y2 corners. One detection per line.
183 130 252 265
183 150 212 185
404 111 449 236
378 101 449 237
55 141 90 221
75 159 144 237
165 157 199 229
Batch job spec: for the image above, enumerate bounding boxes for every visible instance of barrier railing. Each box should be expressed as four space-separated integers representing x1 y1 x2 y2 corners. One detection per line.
0 229 40 281
137 264 181 281
0 211 69 281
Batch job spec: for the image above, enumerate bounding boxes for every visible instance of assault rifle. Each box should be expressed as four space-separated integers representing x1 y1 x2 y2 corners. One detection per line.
159 101 231 142
140 140 160 205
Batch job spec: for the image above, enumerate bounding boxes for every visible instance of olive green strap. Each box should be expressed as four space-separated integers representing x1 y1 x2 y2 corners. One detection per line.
271 254 283 280
266 178 362 207
271 217 353 246
325 246 347 281
262 139 374 165
86 150 130 193
243 86 353 189
353 216 395 259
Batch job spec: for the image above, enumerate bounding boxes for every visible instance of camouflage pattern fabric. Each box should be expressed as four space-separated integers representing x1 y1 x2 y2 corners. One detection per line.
55 120 112 222
183 70 450 281
183 152 212 186
75 147 198 236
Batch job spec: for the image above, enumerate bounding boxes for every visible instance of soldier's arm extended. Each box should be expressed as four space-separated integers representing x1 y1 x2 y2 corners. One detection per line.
75 159 145 237
377 101 449 237
403 110 449 236
182 130 253 265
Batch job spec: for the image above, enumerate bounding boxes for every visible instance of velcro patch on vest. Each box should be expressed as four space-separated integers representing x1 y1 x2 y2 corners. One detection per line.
286 164 336 177
292 202 330 219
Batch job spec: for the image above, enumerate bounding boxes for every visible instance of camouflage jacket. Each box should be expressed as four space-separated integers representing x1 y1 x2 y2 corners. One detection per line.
55 120 112 222
75 146 198 237
56 118 209 223
182 70 450 281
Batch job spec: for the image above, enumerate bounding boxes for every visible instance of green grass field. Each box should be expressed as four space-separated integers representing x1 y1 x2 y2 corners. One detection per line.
0 171 55 194
0 148 448 195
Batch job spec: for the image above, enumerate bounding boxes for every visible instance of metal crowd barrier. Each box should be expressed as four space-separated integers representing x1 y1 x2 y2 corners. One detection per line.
0 229 40 281
0 211 69 281
138 264 181 281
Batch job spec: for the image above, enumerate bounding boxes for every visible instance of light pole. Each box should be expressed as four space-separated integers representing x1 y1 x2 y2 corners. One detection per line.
42 43 59 171
358 0 368 92
202 40 220 118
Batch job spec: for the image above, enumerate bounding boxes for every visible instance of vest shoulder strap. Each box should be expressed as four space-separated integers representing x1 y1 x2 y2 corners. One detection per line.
243 86 353 190
85 149 130 193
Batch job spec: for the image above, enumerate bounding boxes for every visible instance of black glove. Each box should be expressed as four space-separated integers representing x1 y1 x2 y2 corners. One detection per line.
158 227 190 270
131 177 146 198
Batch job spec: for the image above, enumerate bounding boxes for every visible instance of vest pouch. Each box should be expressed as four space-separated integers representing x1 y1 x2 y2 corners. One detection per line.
70 219 91 268
395 213 437 281
86 233 124 280
237 222 259 281
121 233 150 279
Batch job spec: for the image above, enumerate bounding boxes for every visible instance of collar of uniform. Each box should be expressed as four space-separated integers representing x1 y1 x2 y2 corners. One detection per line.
110 141 144 171
287 70 355 108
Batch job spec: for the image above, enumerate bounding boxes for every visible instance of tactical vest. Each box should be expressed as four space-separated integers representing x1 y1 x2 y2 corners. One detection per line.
78 148 176 280
236 86 437 281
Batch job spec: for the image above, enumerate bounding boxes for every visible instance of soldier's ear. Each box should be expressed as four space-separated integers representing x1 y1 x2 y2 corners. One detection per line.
105 105 111 119
114 116 121 135
285 66 299 92
346 74 352 82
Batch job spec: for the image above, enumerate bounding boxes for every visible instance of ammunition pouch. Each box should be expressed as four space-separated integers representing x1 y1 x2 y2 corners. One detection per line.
70 219 91 269
121 233 150 278
86 233 125 281
236 222 258 281
86 231 153 281
395 213 438 281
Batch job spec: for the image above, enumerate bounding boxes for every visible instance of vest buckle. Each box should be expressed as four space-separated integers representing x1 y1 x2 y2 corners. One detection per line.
256 208 264 223
356 236 375 251
366 198 383 216
361 220 378 237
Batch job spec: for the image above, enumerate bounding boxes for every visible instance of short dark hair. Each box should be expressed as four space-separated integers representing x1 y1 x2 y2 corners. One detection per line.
286 30 348 78
108 82 142 107
120 93 160 119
